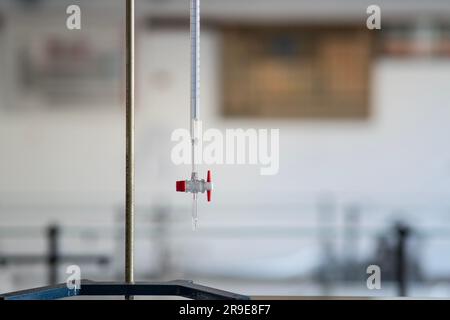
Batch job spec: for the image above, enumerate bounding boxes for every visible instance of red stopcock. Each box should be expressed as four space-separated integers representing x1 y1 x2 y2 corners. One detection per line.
176 170 213 202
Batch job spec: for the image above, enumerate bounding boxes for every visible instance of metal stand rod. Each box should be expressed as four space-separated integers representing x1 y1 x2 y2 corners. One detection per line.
125 0 135 297
396 224 409 297
47 226 59 285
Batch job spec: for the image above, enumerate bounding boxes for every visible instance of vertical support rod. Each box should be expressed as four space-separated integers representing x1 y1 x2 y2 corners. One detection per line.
125 0 135 290
396 224 409 297
47 225 59 285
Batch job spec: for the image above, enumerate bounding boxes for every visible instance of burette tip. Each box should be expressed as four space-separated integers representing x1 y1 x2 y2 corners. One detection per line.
192 217 198 231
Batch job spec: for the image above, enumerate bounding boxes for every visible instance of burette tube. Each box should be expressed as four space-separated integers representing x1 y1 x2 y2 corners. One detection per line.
190 0 200 229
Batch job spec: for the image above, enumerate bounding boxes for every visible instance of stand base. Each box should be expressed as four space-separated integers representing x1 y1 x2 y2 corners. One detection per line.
0 280 250 300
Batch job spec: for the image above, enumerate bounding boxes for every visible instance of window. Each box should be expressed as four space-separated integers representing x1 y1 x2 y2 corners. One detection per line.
222 26 373 119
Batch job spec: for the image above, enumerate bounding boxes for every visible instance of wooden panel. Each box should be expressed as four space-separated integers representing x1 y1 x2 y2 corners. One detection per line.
222 26 373 119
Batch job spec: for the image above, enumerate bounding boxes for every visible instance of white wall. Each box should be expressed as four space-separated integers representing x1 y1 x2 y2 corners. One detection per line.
1 26 450 225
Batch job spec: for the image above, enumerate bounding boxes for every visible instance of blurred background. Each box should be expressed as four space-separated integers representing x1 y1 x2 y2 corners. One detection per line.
1 0 450 298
